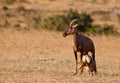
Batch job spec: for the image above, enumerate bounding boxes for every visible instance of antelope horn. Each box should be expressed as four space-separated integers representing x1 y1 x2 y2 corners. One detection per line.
72 24 78 28
69 19 79 27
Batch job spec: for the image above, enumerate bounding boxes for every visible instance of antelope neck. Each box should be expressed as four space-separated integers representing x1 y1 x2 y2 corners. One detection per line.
73 29 78 46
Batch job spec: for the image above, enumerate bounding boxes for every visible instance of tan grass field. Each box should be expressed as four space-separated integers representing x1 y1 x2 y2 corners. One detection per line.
0 29 120 83
0 0 120 83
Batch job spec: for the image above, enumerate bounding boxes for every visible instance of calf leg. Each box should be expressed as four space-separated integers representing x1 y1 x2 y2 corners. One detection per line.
75 60 84 75
80 67 84 75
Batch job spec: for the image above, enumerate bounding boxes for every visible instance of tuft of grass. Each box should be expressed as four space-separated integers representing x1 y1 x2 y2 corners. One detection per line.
16 5 26 12
95 24 119 35
2 20 11 28
14 23 21 31
14 23 20 28
2 6 9 11
101 24 118 35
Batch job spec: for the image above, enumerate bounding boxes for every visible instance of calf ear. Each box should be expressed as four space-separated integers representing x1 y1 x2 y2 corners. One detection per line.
72 24 78 28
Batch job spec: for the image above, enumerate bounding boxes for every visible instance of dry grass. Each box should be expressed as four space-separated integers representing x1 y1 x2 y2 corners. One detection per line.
0 29 120 83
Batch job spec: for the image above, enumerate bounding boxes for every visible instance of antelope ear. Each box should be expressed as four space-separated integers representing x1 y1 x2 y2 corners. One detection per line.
72 24 78 28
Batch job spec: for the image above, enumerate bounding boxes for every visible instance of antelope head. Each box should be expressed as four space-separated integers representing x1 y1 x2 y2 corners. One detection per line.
63 19 79 37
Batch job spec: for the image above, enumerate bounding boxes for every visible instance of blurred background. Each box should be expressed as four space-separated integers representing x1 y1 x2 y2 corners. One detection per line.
0 0 120 34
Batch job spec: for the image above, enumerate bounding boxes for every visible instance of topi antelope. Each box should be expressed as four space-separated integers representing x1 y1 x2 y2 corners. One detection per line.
63 19 97 75
76 52 97 75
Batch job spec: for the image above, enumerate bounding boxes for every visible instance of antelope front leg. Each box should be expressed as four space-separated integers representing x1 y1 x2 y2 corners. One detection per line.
75 61 84 75
73 51 78 75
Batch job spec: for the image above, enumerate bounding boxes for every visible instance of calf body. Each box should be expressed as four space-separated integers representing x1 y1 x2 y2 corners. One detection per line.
77 54 97 75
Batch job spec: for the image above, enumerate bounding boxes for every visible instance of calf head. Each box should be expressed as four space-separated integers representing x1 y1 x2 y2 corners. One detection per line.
80 53 97 75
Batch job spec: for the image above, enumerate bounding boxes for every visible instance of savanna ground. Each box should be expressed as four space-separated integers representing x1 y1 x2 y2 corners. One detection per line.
0 0 120 83
0 30 120 83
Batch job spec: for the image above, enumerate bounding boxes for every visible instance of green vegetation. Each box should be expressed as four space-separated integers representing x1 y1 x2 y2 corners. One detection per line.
93 24 119 35
0 6 119 35
41 9 93 32
41 9 119 35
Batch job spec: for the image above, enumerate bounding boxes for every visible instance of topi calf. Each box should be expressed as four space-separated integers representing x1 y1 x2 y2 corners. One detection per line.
77 52 97 75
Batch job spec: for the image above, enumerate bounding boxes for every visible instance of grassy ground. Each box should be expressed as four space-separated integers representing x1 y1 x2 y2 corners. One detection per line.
0 29 120 83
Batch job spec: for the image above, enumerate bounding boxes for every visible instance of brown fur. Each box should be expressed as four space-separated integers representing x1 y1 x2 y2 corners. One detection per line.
63 19 97 75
